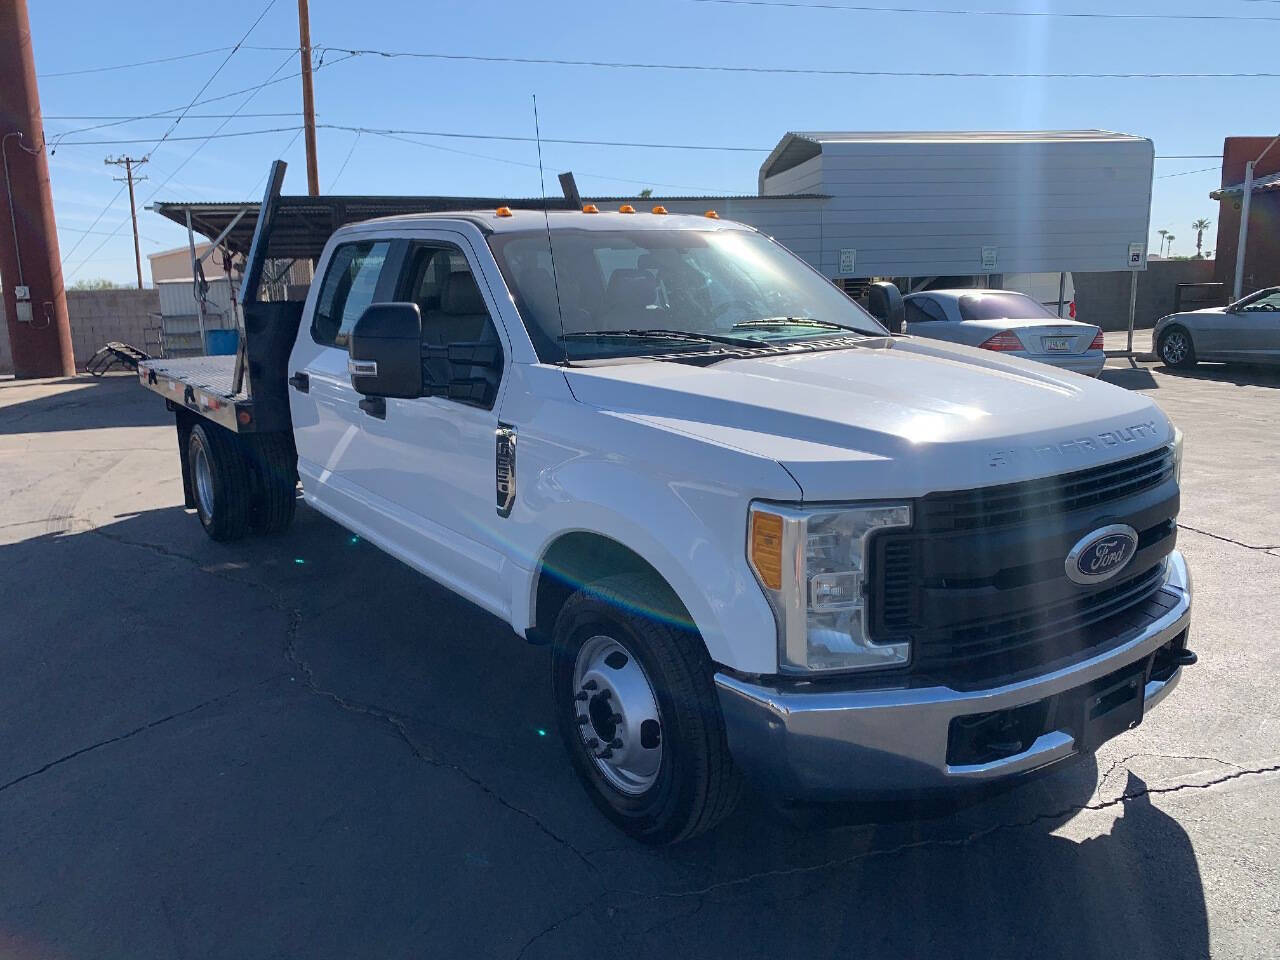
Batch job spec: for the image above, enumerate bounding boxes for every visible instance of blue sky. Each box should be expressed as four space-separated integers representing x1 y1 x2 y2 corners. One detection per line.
30 0 1267 284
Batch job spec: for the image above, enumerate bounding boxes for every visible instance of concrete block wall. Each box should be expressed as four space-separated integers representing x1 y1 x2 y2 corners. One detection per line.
1074 259 1217 331
65 289 161 369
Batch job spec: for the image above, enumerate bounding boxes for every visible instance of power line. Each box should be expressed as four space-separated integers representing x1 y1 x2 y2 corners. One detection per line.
64 0 284 281
52 126 304 146
322 123 765 152
692 0 1280 23
39 47 233 79
37 44 299 78
49 52 357 142
327 130 362 191
364 129 722 192
321 44 1280 79
149 0 281 151
1156 166 1220 179
46 112 302 120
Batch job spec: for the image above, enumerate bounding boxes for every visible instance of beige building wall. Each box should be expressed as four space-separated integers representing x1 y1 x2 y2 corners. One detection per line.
148 243 239 284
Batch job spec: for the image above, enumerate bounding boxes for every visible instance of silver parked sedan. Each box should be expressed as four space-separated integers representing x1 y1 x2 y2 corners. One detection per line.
903 289 1106 377
1154 286 1280 368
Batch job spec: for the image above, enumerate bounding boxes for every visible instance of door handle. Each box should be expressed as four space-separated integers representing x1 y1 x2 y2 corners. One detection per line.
288 372 310 393
359 396 386 420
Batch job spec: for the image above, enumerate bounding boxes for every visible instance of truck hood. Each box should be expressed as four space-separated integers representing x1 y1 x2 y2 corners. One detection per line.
564 338 1172 501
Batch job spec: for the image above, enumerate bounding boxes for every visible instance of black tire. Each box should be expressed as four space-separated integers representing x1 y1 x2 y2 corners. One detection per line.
551 574 742 844
187 422 252 542
247 433 298 534
1157 326 1197 368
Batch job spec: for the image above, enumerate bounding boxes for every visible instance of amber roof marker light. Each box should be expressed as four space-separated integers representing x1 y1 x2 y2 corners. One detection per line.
495 206 513 218
651 205 668 215
704 209 720 219
582 204 599 214
618 204 636 214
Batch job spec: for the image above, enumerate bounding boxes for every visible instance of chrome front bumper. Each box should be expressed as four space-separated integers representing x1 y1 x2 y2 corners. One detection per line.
714 551 1192 800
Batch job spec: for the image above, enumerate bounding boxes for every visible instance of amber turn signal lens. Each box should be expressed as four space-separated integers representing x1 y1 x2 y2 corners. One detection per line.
750 510 784 591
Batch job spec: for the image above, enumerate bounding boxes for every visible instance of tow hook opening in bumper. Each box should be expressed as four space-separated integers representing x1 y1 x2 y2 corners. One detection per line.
946 630 1195 768
713 549 1193 801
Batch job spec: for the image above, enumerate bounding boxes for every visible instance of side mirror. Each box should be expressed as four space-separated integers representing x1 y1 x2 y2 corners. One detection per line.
867 282 905 334
348 302 423 398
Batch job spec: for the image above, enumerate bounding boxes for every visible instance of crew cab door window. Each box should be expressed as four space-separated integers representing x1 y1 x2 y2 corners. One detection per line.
311 240 392 348
398 242 504 407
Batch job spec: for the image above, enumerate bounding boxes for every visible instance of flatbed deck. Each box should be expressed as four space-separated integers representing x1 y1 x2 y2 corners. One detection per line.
138 355 288 433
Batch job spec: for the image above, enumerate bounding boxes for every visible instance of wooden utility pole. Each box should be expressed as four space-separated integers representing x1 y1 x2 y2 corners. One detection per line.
105 155 148 290
297 0 320 195
0 0 75 378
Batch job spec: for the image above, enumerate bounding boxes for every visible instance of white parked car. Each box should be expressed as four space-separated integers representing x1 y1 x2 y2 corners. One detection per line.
1154 286 1280 368
903 289 1106 377
137 169 1193 844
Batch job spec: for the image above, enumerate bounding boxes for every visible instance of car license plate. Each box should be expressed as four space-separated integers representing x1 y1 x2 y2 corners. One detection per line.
1043 336 1072 352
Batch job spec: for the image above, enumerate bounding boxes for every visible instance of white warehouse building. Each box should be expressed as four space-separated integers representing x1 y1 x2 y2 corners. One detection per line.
590 130 1154 291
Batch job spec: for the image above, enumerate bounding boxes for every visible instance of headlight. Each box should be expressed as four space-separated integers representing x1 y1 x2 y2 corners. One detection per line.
1170 426 1184 484
748 502 912 674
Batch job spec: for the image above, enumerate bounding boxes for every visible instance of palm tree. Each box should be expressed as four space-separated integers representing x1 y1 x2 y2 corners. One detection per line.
1157 229 1169 256
1192 218 1211 258
1166 234 1176 256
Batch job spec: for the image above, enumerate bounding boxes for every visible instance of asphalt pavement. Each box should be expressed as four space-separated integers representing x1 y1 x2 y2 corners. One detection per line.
1 358 1276 959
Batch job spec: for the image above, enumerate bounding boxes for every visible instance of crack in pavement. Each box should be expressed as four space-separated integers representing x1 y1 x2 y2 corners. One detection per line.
282 618 598 872
88 523 599 870
0 677 282 795
1177 523 1280 552
1098 751 1247 787
607 763 1280 904
513 892 613 959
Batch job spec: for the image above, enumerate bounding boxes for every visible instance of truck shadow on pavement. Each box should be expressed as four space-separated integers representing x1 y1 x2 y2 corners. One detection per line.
0 502 1210 960
0 374 168 434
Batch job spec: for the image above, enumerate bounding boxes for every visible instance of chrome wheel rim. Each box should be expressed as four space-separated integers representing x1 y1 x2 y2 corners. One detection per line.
572 635 663 795
193 444 215 519
1163 332 1188 364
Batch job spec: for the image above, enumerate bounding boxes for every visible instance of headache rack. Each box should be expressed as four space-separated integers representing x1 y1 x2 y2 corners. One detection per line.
136 159 580 433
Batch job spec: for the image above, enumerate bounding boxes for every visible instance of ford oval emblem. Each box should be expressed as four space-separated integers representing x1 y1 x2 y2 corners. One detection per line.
1065 524 1139 585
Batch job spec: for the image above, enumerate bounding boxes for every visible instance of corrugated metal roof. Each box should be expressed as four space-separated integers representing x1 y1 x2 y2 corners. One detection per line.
790 130 1145 144
147 193 826 258
759 129 1149 187
1210 170 1280 199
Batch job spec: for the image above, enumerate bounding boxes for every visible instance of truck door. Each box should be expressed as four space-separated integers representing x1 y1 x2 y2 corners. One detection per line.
288 236 398 519
325 233 512 617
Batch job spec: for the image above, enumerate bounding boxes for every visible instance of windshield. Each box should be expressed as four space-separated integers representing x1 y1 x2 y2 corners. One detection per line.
958 291 1058 322
488 227 884 361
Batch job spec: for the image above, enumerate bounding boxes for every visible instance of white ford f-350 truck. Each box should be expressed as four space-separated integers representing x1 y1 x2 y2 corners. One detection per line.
138 164 1194 843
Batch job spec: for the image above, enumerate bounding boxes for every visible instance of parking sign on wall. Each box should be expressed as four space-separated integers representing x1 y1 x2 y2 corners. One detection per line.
1128 242 1146 269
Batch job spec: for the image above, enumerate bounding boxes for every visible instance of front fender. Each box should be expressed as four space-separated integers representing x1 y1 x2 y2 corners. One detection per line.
510 428 797 675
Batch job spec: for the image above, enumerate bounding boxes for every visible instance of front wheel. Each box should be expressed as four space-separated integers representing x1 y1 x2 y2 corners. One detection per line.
551 575 742 844
1158 326 1197 368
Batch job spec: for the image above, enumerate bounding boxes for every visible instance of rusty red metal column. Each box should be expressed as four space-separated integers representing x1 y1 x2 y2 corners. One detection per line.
0 0 75 378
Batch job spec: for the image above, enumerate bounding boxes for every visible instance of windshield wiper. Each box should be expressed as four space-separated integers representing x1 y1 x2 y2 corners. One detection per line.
731 316 880 335
560 328 762 347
